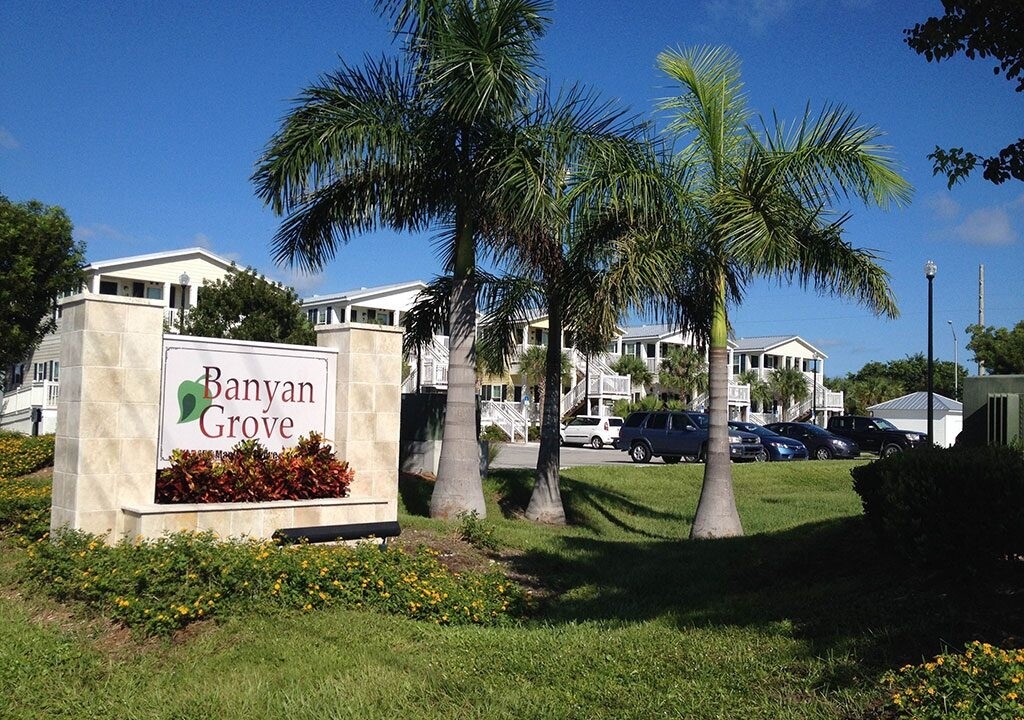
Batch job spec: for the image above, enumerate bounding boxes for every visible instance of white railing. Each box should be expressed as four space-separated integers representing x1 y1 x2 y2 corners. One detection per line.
480 400 529 442
747 412 776 425
0 380 60 414
417 338 449 389
163 307 192 331
728 383 750 405
561 372 632 415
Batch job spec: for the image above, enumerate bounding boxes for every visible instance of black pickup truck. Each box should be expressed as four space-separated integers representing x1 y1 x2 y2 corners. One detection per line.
826 415 926 457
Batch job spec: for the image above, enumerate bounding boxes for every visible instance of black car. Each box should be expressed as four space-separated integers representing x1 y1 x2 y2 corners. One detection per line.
729 421 808 461
618 410 763 464
826 415 926 457
763 422 860 460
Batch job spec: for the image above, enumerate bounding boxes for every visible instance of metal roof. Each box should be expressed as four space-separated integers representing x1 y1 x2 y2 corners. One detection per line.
732 334 828 358
869 391 963 413
86 246 235 271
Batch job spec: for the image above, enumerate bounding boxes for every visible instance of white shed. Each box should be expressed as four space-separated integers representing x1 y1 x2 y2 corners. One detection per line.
867 391 963 447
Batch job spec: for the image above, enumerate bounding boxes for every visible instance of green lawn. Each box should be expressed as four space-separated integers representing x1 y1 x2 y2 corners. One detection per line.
1 461 1017 719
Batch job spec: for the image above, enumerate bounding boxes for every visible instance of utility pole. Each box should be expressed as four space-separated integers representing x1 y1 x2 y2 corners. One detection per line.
978 264 985 376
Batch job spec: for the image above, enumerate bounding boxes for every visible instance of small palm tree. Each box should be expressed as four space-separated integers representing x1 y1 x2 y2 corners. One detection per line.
656 46 911 538
737 369 772 413
518 344 571 416
657 346 708 405
766 367 810 420
611 354 653 395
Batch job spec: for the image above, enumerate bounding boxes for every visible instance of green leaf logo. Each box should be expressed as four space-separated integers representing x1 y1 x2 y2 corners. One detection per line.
177 376 211 423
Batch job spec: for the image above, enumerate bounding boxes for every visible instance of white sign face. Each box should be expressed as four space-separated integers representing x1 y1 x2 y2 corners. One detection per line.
158 336 337 462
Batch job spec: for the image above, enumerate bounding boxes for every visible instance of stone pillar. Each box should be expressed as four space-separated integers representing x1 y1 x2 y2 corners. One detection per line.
316 323 403 523
51 294 164 540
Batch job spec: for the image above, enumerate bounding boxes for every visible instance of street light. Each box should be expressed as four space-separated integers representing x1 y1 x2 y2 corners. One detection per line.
948 320 957 401
925 261 936 445
178 272 190 331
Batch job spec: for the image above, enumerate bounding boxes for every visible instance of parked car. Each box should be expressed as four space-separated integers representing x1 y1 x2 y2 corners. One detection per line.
728 420 808 461
826 415 926 457
764 422 860 460
560 415 623 449
618 410 763 464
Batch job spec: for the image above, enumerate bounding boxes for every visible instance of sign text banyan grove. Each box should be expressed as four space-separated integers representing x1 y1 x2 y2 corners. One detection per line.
159 337 337 462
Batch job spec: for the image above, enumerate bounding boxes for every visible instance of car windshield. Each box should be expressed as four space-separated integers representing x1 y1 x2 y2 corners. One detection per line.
874 418 898 430
804 424 831 436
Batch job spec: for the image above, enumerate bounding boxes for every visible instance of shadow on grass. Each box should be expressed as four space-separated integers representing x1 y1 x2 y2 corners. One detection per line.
490 469 688 539
508 515 1023 676
398 473 433 517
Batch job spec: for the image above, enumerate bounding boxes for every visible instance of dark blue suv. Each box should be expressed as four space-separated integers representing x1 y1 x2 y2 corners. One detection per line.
617 410 763 464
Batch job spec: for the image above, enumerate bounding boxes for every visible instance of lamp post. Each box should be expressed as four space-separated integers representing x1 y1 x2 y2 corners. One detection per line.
948 320 957 401
811 356 819 426
925 261 936 446
178 272 190 331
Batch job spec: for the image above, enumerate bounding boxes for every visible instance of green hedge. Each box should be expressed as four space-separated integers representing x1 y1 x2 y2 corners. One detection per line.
851 445 1024 568
0 434 55 478
0 476 51 540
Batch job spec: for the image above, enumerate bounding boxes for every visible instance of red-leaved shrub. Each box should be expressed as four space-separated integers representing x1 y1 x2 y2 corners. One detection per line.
155 433 353 504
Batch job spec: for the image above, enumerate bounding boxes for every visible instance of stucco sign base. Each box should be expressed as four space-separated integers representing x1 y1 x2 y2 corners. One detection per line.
122 497 390 539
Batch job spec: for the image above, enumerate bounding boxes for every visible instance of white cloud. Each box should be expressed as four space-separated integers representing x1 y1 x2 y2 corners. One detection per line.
926 192 960 220
0 126 18 150
703 0 792 33
273 267 325 295
192 232 212 248
953 207 1016 246
74 223 134 243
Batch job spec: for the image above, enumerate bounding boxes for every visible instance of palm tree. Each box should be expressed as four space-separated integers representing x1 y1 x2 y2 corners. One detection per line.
611 354 653 396
657 346 708 406
253 0 552 519
517 344 570 417
737 369 772 414
656 46 911 538
766 366 810 420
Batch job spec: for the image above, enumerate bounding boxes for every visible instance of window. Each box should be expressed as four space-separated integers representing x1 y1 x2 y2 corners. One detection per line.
51 361 59 381
146 286 163 300
646 413 668 430
132 282 145 298
99 280 118 295
750 355 759 368
670 413 693 431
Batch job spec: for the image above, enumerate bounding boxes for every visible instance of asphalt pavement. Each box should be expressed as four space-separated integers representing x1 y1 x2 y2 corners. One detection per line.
489 442 633 469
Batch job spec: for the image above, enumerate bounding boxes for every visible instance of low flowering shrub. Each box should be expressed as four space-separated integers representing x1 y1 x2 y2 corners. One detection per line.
0 433 55 478
25 530 528 635
881 641 1024 719
156 433 353 503
0 475 51 540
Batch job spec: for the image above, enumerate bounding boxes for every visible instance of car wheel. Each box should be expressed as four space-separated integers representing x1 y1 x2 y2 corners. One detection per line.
663 455 681 464
629 442 652 464
814 446 833 460
590 436 604 450
696 443 708 463
881 443 902 458
754 449 769 462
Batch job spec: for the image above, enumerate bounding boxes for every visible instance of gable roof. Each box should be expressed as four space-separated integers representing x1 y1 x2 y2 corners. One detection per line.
733 335 828 358
86 247 235 272
869 391 962 413
302 280 428 306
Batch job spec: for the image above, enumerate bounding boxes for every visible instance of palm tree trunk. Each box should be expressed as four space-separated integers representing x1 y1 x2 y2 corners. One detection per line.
526 288 566 524
690 273 743 538
432 218 486 519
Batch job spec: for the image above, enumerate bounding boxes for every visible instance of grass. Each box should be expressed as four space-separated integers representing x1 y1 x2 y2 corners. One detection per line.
2 460 1020 719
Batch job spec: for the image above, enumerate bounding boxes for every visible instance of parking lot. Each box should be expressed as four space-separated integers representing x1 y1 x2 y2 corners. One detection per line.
489 442 635 469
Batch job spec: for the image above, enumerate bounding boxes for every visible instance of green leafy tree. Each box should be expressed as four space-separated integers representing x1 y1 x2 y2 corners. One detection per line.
836 352 964 403
655 46 911 538
844 376 905 415
905 1 1024 186
967 321 1024 374
657 346 708 404
177 267 316 346
766 367 810 420
611 354 653 394
0 195 84 378
517 344 570 415
253 0 551 519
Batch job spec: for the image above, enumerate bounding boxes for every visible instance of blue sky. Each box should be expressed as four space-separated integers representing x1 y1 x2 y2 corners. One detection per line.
2 0 1021 376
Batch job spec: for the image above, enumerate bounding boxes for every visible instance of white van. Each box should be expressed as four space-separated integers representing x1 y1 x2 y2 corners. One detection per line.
560 415 624 449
